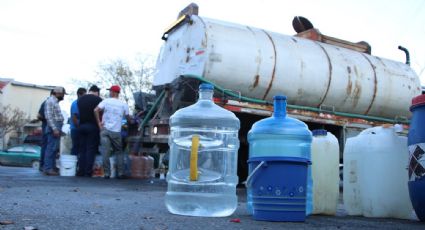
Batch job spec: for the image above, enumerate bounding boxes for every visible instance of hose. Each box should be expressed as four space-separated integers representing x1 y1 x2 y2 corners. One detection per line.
181 74 409 124
138 90 166 131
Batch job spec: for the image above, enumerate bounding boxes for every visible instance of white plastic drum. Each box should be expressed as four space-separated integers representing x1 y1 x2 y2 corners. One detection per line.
343 126 413 219
311 130 339 215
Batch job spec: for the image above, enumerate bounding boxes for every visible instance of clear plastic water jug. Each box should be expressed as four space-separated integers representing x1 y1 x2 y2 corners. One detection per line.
165 83 240 217
247 95 312 215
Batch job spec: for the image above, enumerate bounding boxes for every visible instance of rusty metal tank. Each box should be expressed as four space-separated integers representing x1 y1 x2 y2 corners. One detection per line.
154 15 421 119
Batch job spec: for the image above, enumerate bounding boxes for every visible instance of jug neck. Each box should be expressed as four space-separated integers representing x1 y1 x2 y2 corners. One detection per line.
273 97 287 118
199 89 213 101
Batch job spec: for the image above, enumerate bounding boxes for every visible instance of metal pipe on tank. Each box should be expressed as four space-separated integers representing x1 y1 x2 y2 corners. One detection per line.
398 46 410 66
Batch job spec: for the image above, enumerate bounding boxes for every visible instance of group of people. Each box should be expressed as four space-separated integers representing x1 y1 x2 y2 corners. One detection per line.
37 84 131 179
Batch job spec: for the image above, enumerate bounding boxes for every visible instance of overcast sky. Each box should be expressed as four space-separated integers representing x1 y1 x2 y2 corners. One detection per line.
1 0 424 92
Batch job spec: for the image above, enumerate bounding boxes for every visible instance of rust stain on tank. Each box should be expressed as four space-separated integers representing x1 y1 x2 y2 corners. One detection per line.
246 26 263 84
354 66 359 77
297 88 303 97
347 66 352 74
361 53 378 115
261 30 277 100
249 75 260 91
201 38 207 48
300 61 305 79
200 18 209 49
352 81 362 108
346 79 353 95
346 66 352 95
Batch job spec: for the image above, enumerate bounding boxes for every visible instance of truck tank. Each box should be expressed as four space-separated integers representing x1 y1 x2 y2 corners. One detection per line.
154 15 421 119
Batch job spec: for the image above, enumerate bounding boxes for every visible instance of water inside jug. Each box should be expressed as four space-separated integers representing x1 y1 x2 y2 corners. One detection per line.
165 83 240 217
247 95 312 215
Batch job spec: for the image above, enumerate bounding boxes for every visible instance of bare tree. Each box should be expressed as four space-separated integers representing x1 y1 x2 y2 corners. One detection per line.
0 104 29 149
68 55 155 112
133 55 155 94
95 55 155 105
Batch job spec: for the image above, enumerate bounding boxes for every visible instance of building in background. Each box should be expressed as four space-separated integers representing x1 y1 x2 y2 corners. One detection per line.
0 78 53 147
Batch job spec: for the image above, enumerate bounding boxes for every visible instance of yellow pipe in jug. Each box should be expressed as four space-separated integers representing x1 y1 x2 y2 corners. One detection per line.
190 135 200 181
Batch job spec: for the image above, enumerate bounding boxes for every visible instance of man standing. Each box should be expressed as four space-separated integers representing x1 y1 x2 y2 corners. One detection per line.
70 87 86 156
77 85 102 177
44 86 66 176
36 90 53 172
94 85 130 179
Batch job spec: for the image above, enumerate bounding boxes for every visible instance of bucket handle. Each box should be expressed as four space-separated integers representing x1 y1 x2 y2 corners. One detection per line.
245 161 266 189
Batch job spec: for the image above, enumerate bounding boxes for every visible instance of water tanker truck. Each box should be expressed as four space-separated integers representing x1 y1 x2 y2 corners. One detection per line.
133 3 421 180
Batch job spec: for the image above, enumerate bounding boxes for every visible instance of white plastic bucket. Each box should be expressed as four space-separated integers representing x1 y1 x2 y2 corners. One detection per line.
59 155 77 176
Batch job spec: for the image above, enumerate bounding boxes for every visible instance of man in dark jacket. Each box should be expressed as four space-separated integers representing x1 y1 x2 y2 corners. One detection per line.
76 85 102 177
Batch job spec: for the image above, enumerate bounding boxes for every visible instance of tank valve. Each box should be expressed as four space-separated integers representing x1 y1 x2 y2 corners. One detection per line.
398 46 410 66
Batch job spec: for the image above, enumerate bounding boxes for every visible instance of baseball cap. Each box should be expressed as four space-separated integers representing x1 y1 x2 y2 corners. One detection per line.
53 86 67 95
107 85 121 93
89 85 100 92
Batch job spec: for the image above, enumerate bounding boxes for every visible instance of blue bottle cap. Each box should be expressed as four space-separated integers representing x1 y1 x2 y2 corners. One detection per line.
248 94 311 138
312 129 327 136
199 83 214 90
273 95 287 100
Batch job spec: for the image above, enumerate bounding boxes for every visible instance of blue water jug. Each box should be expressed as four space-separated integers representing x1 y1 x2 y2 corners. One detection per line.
408 94 425 221
165 83 240 217
247 95 313 216
247 156 310 221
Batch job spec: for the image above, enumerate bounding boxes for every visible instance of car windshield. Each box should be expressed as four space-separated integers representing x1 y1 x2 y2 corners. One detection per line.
7 145 39 154
8 146 25 152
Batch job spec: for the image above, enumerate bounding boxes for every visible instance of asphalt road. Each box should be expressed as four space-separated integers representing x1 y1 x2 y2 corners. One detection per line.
0 166 424 230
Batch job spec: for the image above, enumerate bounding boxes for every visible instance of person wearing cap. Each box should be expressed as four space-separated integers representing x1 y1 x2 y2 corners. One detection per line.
76 85 102 177
94 85 131 179
36 89 54 172
43 86 66 176
70 87 86 157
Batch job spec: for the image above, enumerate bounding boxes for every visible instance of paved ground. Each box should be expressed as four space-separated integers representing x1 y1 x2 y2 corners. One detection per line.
0 166 424 230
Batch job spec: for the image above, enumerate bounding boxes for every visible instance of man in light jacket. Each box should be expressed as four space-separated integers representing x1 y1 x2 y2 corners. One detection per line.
94 85 131 179
44 86 66 176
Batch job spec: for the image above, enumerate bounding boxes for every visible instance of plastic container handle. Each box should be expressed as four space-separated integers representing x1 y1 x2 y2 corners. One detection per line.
245 161 266 188
190 135 200 181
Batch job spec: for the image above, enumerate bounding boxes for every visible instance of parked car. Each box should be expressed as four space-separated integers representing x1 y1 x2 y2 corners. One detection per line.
0 145 41 169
